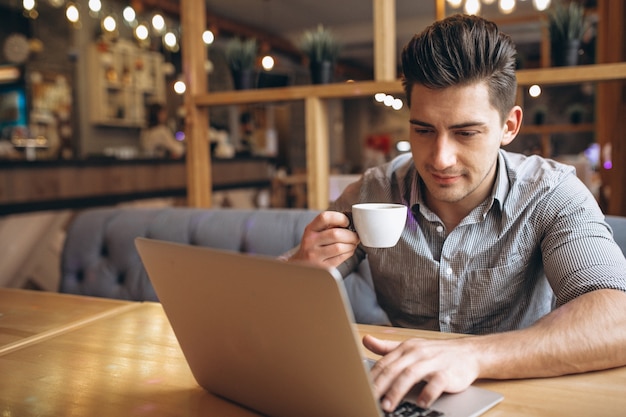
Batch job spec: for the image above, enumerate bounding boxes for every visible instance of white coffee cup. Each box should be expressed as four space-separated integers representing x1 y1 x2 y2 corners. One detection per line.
351 203 407 248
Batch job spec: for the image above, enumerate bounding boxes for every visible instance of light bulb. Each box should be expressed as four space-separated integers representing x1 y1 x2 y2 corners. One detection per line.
65 3 79 23
261 55 275 71
464 0 481 15
102 15 116 32
499 0 516 14
135 24 149 40
88 0 101 13
174 80 186 94
529 84 542 98
202 30 215 45
152 14 165 32
533 0 550 11
163 32 177 48
123 6 135 23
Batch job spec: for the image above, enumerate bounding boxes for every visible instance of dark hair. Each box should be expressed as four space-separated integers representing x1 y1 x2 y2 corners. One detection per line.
146 103 164 128
401 14 518 121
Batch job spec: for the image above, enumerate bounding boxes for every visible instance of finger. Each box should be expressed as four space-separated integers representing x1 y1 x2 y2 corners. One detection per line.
362 335 400 356
377 358 430 412
308 211 351 232
318 242 360 268
416 374 447 409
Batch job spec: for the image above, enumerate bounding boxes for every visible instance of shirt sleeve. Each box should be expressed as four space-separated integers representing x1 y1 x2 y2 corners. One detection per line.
538 172 626 306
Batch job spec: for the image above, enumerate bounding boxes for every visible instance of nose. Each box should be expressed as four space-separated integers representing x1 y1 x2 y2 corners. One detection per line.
430 133 457 170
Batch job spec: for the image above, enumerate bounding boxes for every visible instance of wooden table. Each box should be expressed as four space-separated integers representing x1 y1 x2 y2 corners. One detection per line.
1 289 625 416
0 288 135 354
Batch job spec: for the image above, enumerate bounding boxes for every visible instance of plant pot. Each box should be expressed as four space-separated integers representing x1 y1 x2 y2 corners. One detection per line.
552 39 580 67
309 61 334 84
534 112 546 125
232 69 256 90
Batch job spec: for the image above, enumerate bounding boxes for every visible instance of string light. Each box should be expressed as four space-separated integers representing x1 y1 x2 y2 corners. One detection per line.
65 3 79 23
18 0 224 66
174 79 186 94
261 55 275 71
464 0 481 15
151 13 165 33
533 0 551 11
202 30 215 45
88 0 101 13
529 84 542 97
163 31 178 50
499 0 516 14
102 15 116 32
122 6 136 23
447 0 551 14
134 23 149 40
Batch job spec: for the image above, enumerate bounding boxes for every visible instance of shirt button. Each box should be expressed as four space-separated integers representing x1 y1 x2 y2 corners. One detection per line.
443 316 451 325
436 225 444 233
446 267 453 275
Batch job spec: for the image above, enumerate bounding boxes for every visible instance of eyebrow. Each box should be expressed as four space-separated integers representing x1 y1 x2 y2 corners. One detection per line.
409 119 486 129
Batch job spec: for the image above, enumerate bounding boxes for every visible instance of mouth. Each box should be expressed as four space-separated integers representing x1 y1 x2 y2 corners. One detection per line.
431 172 462 185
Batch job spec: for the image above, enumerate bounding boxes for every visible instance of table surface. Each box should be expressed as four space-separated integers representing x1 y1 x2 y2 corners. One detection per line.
1 289 625 417
0 288 135 354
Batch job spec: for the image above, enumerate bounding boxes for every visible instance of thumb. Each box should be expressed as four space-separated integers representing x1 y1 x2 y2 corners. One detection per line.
362 334 400 356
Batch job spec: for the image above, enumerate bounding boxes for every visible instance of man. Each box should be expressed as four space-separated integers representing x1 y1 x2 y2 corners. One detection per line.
287 14 626 413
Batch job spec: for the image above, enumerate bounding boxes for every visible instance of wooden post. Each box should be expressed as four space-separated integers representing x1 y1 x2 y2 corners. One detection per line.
181 0 211 208
305 97 330 210
435 0 446 21
596 0 626 216
373 0 396 81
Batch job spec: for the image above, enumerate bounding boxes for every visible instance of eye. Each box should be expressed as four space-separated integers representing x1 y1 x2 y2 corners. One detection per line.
455 130 479 138
413 127 434 136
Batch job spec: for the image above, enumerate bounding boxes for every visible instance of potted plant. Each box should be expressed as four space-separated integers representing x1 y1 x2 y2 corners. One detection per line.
547 1 587 67
531 104 549 125
225 37 258 90
299 25 341 84
565 102 588 124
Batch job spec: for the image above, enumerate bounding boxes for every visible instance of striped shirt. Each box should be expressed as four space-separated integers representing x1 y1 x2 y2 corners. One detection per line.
330 150 626 334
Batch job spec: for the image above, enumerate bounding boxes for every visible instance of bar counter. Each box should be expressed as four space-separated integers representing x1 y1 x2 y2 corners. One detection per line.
0 156 275 215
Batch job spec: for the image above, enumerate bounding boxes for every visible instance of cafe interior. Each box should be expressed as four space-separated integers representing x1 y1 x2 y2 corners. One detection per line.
1 0 626 415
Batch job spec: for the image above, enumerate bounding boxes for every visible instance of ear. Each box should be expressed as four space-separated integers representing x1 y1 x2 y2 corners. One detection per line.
501 105 523 147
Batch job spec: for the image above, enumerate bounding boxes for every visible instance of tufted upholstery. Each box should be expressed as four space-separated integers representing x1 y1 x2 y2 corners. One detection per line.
60 207 626 326
60 207 390 325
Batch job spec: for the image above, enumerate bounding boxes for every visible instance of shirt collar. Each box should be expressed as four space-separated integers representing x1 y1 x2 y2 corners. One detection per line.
409 150 510 218
492 150 511 211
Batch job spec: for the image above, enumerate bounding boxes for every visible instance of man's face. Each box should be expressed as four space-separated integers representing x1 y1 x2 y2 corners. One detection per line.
408 81 520 212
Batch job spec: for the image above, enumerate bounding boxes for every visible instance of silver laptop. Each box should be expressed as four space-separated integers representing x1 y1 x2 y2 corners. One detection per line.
135 237 503 417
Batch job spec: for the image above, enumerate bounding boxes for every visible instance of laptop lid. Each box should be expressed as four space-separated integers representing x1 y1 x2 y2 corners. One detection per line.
135 237 503 417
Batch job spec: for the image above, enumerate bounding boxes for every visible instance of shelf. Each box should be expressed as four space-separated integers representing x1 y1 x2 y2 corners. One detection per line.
193 63 626 108
520 123 595 135
88 40 165 128
516 62 626 86
194 80 404 106
180 0 626 213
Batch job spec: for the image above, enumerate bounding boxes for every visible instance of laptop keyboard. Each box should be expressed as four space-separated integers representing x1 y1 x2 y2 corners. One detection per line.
363 360 444 417
384 401 444 417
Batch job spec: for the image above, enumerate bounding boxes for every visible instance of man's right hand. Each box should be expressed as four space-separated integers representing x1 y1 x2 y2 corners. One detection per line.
288 211 360 269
